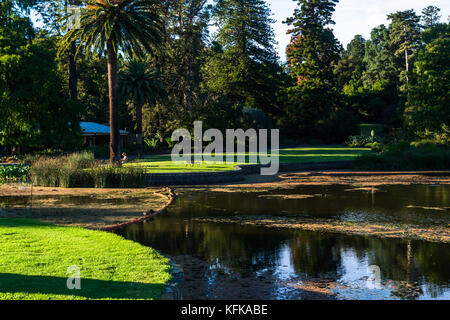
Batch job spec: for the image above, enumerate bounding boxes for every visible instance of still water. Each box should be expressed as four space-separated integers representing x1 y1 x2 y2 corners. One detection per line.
117 185 450 300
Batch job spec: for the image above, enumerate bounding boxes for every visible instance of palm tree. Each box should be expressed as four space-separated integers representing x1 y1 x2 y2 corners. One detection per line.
59 0 162 163
119 59 164 159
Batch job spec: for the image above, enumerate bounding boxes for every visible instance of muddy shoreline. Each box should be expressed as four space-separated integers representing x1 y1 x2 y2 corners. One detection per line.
185 170 450 192
0 185 172 229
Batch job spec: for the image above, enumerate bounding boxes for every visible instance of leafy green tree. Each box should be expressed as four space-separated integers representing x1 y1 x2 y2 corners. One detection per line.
388 10 421 88
334 34 366 89
204 0 281 115
0 13 81 152
405 23 450 135
59 0 163 163
140 0 210 141
281 0 349 141
421 6 441 28
285 0 341 83
119 59 164 158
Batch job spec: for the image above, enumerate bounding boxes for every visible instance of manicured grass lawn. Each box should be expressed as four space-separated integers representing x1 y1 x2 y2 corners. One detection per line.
124 146 372 173
0 219 171 300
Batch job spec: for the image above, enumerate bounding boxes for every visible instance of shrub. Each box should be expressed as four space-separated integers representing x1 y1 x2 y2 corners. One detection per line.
354 147 450 171
365 142 384 153
346 135 375 147
0 164 29 183
411 140 443 152
385 141 411 154
144 137 160 152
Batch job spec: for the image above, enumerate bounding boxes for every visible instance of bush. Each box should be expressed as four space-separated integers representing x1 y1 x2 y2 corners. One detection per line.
385 141 411 154
144 137 160 152
365 142 384 153
346 135 375 147
0 164 29 183
411 140 443 152
354 147 450 171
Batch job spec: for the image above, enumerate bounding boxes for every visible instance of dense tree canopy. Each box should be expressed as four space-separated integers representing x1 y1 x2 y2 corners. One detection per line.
0 0 448 154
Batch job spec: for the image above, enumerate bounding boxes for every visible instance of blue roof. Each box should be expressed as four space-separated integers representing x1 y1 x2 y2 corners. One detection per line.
80 122 128 135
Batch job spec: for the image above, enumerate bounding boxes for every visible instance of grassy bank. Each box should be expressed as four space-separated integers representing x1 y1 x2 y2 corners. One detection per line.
0 219 172 300
125 147 372 173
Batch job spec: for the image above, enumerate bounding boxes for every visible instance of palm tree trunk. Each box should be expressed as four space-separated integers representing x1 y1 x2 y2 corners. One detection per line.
136 103 143 159
107 38 120 164
67 0 78 100
69 41 78 100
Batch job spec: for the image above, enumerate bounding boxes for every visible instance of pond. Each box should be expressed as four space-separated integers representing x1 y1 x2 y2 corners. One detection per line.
116 185 450 300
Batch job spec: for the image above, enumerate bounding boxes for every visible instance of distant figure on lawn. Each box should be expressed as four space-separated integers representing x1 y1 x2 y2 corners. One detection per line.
121 153 128 164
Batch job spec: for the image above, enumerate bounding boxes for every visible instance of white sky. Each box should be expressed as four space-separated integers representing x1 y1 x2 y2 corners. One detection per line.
31 0 450 61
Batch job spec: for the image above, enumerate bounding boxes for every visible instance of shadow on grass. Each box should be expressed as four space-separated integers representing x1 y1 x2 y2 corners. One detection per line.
0 273 166 300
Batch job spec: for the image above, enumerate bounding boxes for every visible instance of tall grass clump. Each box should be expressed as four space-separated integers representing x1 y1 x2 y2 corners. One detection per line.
29 151 145 188
29 151 95 187
91 165 145 188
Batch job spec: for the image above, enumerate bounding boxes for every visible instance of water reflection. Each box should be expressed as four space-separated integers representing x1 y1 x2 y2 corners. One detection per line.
118 185 450 300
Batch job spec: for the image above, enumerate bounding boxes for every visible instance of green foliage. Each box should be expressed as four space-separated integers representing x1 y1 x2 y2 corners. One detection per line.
286 0 341 82
0 164 29 183
204 0 282 116
144 137 160 152
346 135 376 148
0 12 82 151
354 147 450 171
405 23 450 136
280 0 350 142
58 0 163 59
421 6 441 28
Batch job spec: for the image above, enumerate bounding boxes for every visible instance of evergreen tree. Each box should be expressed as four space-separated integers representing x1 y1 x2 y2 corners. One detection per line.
204 0 281 116
285 0 341 83
280 0 350 142
387 10 421 87
405 23 450 135
421 6 441 28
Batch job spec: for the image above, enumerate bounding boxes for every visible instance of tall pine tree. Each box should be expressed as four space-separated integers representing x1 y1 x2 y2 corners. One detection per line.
203 0 281 117
280 0 353 142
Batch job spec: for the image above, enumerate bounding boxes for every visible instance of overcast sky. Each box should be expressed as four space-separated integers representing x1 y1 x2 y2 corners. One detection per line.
31 0 450 61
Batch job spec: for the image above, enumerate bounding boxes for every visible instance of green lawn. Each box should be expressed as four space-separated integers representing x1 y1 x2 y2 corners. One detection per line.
124 146 372 173
0 219 172 300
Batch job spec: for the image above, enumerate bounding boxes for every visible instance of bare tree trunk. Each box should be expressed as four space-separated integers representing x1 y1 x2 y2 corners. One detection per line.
136 103 143 159
405 48 409 86
107 39 120 164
